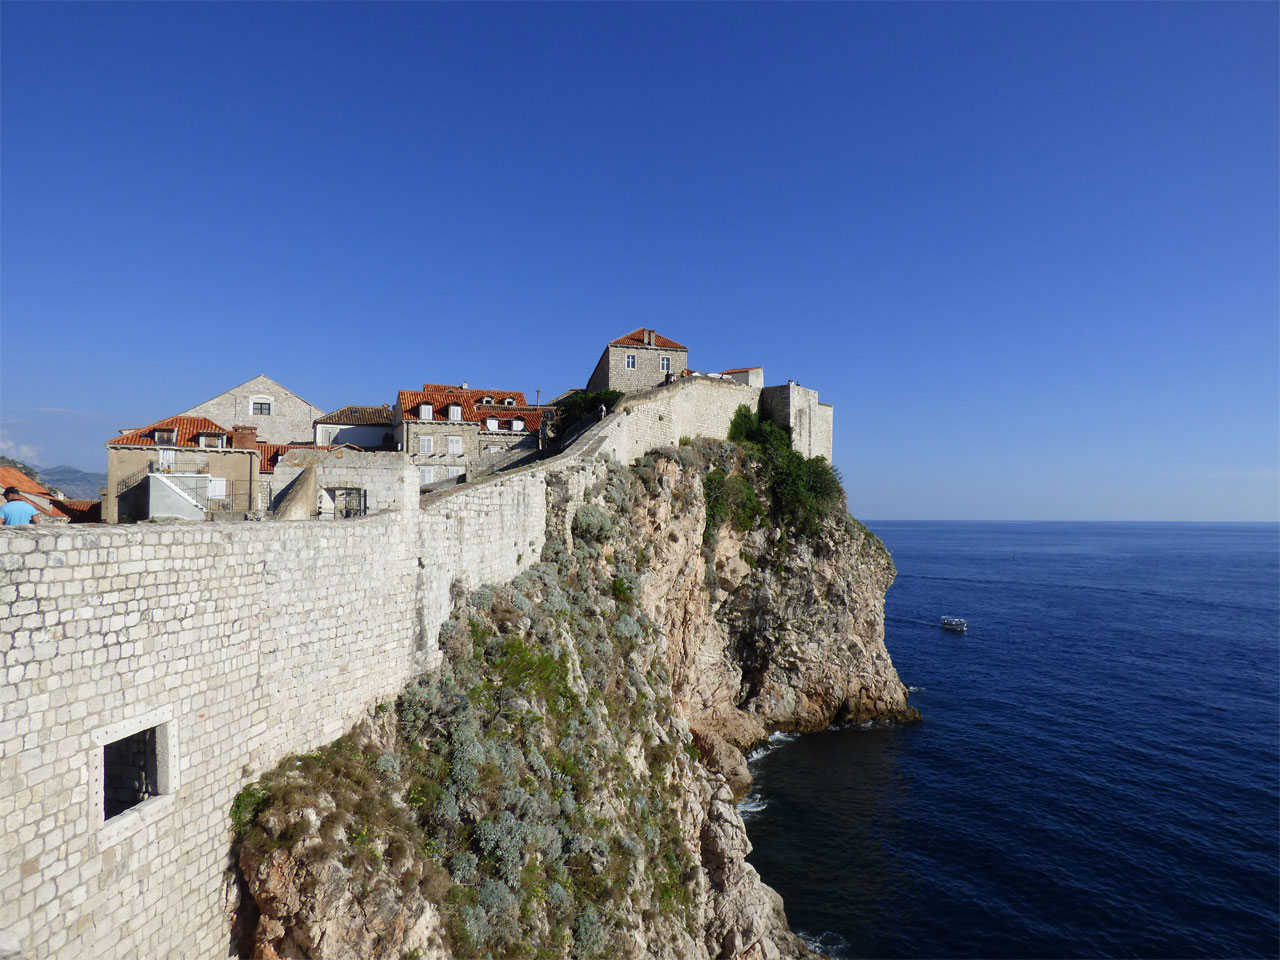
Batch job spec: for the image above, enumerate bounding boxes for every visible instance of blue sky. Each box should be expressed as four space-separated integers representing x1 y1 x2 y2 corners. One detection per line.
2 3 1275 521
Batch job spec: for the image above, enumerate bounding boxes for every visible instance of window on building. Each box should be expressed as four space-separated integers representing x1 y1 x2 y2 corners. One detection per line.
485 417 498 431
512 419 525 432
419 403 434 420
197 434 223 449
626 354 636 369
503 398 515 406
661 357 670 373
448 404 462 421
154 429 176 445
447 436 462 455
446 466 463 478
252 400 272 416
417 436 434 455
486 445 501 453
481 396 494 404
419 466 434 485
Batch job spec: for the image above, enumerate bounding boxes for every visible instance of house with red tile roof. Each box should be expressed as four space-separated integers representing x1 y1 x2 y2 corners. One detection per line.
104 415 266 523
0 466 70 523
586 328 689 394
393 383 546 487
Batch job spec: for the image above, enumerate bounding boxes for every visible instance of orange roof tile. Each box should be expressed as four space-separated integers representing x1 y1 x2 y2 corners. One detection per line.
108 415 232 448
609 328 688 350
51 499 100 522
0 467 53 498
398 385 528 422
255 443 331 474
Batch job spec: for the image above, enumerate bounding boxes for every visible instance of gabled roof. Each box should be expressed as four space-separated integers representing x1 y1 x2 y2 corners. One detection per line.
398 384 528 422
180 374 322 416
0 466 53 498
609 328 687 350
315 405 396 426
108 416 233 448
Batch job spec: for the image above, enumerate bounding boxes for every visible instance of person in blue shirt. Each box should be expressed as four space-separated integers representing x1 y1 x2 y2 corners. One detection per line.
2 487 39 526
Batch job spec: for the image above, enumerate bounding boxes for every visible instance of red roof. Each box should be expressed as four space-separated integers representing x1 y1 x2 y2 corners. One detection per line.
0 467 53 498
609 328 688 350
720 367 761 374
315 405 396 426
52 499 100 523
255 443 331 474
108 415 232 448
398 384 528 422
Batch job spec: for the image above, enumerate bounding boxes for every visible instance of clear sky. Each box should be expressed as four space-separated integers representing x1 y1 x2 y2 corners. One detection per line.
2 2 1276 521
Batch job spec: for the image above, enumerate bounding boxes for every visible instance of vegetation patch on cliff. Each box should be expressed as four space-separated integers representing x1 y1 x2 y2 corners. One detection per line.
233 462 708 959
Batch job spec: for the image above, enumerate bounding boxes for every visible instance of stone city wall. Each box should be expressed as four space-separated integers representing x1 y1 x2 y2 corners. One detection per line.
0 376 813 960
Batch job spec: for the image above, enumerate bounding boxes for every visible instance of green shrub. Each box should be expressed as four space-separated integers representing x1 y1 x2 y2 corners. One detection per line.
572 504 614 543
230 782 271 838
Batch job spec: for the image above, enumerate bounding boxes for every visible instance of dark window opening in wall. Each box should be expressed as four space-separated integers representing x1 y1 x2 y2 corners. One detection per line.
104 727 160 820
252 401 272 416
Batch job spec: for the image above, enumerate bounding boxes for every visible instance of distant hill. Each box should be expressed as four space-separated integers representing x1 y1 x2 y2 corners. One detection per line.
37 465 107 500
0 456 106 499
0 455 43 485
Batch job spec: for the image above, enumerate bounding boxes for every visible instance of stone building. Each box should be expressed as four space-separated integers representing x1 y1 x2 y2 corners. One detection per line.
104 417 263 523
393 384 545 487
585 328 688 394
180 375 323 445
313 405 397 448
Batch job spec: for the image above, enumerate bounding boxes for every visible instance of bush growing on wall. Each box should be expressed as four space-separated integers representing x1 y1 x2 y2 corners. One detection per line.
724 404 843 535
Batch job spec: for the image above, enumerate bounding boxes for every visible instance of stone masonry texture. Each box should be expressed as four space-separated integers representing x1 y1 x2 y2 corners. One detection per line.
0 377 825 959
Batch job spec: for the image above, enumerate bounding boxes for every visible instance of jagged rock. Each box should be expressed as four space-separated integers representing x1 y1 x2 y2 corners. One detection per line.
233 444 910 960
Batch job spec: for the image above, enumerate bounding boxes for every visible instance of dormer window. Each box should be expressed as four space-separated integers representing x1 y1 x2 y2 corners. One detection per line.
197 434 224 449
447 404 462 421
481 396 494 405
512 419 525 432
503 398 515 406
419 403 434 420
485 417 499 431
153 429 176 445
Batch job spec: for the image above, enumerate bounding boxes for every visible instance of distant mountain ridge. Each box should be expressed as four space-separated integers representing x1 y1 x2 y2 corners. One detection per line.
0 456 106 499
37 465 107 500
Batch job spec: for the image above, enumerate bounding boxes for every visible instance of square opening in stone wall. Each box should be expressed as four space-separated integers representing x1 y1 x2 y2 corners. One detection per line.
103 726 161 820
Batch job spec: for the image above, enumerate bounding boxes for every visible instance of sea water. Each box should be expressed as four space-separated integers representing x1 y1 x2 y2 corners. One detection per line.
741 522 1279 959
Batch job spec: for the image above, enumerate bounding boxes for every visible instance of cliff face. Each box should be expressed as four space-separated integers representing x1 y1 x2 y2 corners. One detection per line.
232 441 914 960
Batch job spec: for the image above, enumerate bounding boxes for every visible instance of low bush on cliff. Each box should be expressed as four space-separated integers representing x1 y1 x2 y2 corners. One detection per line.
725 404 844 535
232 499 699 959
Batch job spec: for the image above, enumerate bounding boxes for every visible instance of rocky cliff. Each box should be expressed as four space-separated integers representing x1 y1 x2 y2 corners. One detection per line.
230 438 916 960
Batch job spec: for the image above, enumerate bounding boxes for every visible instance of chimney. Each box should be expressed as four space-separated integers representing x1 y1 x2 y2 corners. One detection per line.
645 329 654 346
461 381 468 390
230 424 259 450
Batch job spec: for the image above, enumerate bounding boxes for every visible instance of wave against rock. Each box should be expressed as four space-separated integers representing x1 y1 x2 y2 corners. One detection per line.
231 439 916 959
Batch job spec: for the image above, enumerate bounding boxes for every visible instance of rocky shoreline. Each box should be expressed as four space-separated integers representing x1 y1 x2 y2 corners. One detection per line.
230 439 916 959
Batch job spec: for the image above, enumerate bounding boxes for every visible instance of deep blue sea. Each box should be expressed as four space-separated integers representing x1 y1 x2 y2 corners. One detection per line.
742 522 1279 960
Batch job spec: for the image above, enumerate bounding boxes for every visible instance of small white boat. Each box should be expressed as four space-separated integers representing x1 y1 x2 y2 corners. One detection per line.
940 616 967 632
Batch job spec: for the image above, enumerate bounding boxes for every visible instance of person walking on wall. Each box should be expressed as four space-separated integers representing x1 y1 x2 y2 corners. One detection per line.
2 487 38 526
598 404 606 421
